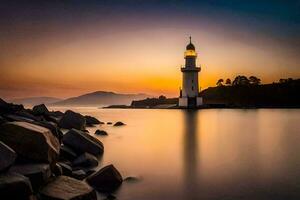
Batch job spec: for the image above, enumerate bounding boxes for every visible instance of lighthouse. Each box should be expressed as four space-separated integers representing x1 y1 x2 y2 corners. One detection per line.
179 37 203 108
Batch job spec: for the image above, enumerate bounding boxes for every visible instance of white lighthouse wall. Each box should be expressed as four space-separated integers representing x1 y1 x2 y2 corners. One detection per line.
182 72 199 97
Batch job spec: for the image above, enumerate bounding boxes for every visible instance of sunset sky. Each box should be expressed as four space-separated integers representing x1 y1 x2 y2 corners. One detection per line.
0 0 299 99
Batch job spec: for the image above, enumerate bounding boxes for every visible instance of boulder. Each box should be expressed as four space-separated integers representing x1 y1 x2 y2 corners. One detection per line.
123 176 140 183
49 111 64 118
113 121 125 126
62 129 104 156
0 141 17 172
57 162 72 176
0 172 33 199
107 122 112 125
9 163 51 192
15 110 43 121
95 129 108 136
0 116 6 124
53 163 63 176
86 164 123 192
32 121 63 142
0 98 24 114
60 145 78 161
40 176 96 200
32 104 49 115
84 115 101 126
0 121 60 164
58 110 86 130
72 153 98 168
71 170 87 180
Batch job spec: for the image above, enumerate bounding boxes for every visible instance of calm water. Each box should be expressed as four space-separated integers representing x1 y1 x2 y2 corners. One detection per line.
50 107 300 200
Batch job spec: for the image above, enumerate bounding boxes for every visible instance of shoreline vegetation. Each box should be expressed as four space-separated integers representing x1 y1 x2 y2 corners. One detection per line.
0 99 127 200
105 77 300 109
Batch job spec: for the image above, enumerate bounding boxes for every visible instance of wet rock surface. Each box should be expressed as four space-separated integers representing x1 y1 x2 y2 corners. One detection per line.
58 110 86 130
95 129 108 136
113 121 125 126
0 172 33 199
86 164 123 193
62 129 104 156
0 141 16 172
0 121 60 164
40 176 97 200
9 163 51 192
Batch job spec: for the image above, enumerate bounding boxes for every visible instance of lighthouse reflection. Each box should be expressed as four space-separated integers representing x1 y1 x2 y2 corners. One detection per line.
183 110 199 200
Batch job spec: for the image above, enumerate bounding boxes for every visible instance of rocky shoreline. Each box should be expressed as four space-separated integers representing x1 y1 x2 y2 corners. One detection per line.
0 98 126 200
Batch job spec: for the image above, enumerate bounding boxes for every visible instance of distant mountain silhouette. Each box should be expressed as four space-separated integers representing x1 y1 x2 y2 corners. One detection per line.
52 91 151 106
11 97 62 106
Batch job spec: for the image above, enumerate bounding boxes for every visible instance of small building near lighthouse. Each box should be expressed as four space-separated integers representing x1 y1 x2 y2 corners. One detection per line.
179 37 203 108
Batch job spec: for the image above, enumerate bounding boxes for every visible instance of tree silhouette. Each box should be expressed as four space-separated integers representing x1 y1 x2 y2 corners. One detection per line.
225 78 231 85
232 75 250 86
216 79 224 86
249 76 261 85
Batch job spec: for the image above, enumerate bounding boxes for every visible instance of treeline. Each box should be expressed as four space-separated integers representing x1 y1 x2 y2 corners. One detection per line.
201 76 300 108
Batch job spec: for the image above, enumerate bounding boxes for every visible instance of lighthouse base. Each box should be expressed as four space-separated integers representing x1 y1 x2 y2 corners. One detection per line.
179 97 203 108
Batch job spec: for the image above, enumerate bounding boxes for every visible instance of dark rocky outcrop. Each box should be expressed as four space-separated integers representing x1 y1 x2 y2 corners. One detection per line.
95 129 108 136
0 121 60 164
107 122 112 125
60 145 78 161
58 110 86 130
32 104 49 116
86 164 123 192
71 170 87 180
84 115 101 126
40 176 96 200
0 172 33 200
9 163 51 192
0 98 24 114
113 121 125 126
0 141 16 172
62 129 104 156
72 153 98 168
57 162 72 176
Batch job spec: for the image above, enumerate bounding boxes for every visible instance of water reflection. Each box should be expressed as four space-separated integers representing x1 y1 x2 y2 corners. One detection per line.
183 110 199 200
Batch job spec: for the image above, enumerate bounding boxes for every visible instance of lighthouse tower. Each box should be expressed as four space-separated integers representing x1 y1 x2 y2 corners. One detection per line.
179 37 203 108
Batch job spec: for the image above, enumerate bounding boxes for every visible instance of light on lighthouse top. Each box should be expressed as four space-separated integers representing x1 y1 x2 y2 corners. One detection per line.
184 36 197 58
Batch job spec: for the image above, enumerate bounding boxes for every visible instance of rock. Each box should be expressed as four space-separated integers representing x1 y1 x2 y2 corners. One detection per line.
15 110 43 121
40 176 96 200
60 145 78 161
9 163 51 192
85 115 101 126
107 122 112 125
49 111 64 118
32 104 49 115
0 172 33 199
95 129 108 136
83 129 89 133
113 121 125 126
72 170 87 180
104 194 116 200
123 176 140 182
0 121 60 164
4 114 35 123
72 153 98 168
0 116 6 124
84 169 96 177
0 141 16 172
62 129 104 156
0 98 24 114
53 163 63 176
32 121 63 142
58 110 86 130
57 162 72 176
86 164 123 192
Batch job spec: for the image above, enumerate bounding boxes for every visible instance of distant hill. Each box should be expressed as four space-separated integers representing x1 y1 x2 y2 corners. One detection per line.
52 91 151 106
10 97 62 106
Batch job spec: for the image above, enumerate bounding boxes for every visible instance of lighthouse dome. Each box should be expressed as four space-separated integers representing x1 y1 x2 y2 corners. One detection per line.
186 42 195 50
